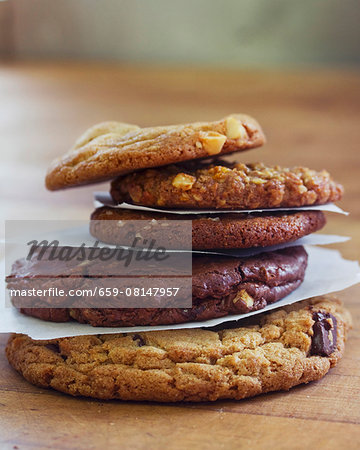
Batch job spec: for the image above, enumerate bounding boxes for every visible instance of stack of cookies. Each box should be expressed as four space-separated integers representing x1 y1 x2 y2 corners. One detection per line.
6 114 353 402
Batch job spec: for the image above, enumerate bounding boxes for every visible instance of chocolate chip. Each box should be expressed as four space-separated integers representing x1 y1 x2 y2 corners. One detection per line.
132 334 145 347
311 311 337 356
45 343 66 360
45 343 60 353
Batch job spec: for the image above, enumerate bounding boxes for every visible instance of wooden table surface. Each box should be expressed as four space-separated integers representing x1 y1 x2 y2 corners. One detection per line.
0 62 359 449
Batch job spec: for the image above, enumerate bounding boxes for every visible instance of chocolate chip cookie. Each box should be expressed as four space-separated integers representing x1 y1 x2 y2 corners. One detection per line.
110 161 343 209
45 115 265 190
9 246 308 326
6 296 351 401
90 206 326 249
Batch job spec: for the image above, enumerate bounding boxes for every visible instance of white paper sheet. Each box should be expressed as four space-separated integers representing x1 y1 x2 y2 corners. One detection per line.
94 192 348 215
205 234 349 257
1 245 359 340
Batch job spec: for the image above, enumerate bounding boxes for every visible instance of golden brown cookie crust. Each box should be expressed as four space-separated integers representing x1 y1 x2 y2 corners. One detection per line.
90 207 326 249
45 114 265 190
6 296 351 402
111 161 344 210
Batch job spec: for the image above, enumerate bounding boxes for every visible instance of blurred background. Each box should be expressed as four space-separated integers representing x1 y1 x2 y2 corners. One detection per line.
1 0 360 66
0 0 359 233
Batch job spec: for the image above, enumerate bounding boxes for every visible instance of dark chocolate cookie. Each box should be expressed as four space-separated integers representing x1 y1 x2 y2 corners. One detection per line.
8 246 308 326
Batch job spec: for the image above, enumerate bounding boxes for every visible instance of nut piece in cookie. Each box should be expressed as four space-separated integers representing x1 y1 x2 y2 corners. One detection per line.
199 131 227 155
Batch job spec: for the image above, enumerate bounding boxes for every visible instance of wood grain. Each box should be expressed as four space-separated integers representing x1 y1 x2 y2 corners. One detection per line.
0 62 359 449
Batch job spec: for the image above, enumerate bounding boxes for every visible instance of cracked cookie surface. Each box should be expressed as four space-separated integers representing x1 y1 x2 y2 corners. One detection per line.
45 114 265 190
90 207 326 249
6 296 351 401
111 161 343 209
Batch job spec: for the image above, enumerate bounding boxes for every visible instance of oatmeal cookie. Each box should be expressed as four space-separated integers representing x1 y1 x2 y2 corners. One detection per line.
110 161 343 209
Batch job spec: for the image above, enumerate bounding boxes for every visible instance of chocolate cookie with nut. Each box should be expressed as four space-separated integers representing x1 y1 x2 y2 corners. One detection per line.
11 246 308 326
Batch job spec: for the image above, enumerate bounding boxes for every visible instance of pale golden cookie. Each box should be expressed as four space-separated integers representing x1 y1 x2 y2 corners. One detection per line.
45 114 265 190
6 296 351 401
